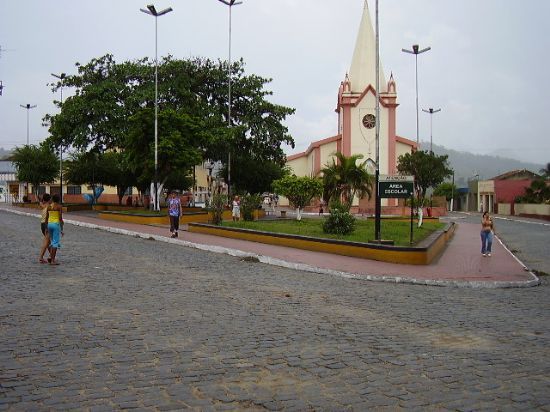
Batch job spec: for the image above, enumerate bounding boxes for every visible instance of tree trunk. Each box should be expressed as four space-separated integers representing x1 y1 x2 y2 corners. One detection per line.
417 206 423 227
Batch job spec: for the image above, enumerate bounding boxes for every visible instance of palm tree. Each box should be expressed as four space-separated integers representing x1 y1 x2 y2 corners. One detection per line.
322 152 373 209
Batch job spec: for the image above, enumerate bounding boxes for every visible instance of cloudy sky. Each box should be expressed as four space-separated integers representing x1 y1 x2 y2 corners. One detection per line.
0 0 548 165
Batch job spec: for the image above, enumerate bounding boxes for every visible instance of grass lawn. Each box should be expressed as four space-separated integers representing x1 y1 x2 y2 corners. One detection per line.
222 217 445 246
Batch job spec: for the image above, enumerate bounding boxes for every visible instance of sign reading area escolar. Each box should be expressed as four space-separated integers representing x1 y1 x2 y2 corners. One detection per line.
378 177 414 198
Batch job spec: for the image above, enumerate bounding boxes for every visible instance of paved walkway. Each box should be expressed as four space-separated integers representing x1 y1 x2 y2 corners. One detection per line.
1 204 539 287
1 207 549 410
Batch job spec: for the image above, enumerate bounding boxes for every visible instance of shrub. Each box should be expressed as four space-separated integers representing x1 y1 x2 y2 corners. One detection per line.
209 194 228 225
323 200 356 235
240 193 262 221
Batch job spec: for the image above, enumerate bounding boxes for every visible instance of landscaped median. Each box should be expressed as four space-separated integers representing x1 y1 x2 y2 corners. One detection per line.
97 209 266 226
187 220 456 265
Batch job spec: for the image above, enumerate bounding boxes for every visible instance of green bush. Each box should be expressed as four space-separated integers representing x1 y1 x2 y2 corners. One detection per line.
209 194 228 225
240 193 262 221
323 201 356 235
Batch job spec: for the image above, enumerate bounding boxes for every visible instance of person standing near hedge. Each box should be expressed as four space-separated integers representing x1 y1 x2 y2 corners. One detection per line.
168 190 182 238
232 195 241 222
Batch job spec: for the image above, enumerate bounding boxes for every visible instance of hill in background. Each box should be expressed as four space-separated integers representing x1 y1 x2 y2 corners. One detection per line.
420 142 544 187
0 148 12 160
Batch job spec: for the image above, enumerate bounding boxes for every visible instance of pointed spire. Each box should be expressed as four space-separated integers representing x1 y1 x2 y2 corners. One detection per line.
387 71 396 93
343 72 351 92
348 0 386 94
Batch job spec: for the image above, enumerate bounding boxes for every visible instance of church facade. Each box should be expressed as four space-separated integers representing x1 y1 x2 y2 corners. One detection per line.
286 1 416 213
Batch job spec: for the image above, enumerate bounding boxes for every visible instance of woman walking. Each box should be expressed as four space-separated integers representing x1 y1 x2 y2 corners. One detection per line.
46 194 64 265
167 190 182 238
38 193 52 263
480 211 495 257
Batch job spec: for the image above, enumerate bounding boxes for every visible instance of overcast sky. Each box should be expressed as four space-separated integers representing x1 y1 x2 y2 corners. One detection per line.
0 0 548 165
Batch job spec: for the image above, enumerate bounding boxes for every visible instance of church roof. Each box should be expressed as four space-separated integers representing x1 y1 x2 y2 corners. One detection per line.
348 1 386 94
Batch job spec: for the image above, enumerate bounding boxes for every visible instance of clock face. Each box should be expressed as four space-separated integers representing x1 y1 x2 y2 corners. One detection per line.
362 114 376 129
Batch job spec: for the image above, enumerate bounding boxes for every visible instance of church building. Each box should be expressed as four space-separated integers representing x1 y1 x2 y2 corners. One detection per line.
285 1 416 213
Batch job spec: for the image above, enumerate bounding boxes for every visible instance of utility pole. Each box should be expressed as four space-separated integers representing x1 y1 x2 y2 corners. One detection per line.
422 107 441 153
20 104 37 145
217 0 243 198
52 73 66 204
402 44 431 145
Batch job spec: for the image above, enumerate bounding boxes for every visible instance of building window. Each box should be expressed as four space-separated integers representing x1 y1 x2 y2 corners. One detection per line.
37 186 46 195
123 187 133 196
362 114 376 129
67 185 82 195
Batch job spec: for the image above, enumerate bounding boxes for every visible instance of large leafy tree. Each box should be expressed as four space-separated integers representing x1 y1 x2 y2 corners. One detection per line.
125 108 205 195
44 55 296 196
45 55 149 152
159 57 295 164
64 150 113 203
100 151 138 205
11 144 59 198
272 175 323 220
397 150 453 207
221 156 290 195
322 152 373 209
434 182 458 202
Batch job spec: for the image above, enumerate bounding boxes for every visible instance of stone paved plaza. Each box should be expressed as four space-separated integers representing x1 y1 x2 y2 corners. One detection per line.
1 211 549 411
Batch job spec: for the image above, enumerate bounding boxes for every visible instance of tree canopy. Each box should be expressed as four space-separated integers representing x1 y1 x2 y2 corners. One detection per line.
44 54 295 195
397 150 453 207
434 182 458 202
272 175 323 220
11 144 59 197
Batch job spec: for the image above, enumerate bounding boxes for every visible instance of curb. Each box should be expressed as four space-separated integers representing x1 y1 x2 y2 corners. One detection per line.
2 207 540 289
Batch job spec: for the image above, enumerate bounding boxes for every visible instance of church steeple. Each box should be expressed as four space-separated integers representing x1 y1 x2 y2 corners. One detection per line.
348 0 386 94
387 72 396 94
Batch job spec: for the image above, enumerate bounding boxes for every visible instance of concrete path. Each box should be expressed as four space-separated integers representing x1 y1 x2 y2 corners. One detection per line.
2 205 539 288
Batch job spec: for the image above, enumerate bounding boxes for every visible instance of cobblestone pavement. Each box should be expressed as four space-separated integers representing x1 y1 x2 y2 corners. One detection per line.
1 211 549 411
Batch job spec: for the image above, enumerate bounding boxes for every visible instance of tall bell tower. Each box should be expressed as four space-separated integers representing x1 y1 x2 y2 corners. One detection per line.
336 1 402 210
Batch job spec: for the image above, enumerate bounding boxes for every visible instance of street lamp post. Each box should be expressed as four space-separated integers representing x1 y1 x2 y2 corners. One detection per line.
451 169 455 212
19 103 37 145
374 0 381 241
402 44 431 145
140 4 173 211
422 107 441 153
52 73 66 204
217 0 242 199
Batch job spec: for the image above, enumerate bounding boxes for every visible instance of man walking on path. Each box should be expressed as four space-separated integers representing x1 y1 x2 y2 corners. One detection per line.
168 190 182 238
